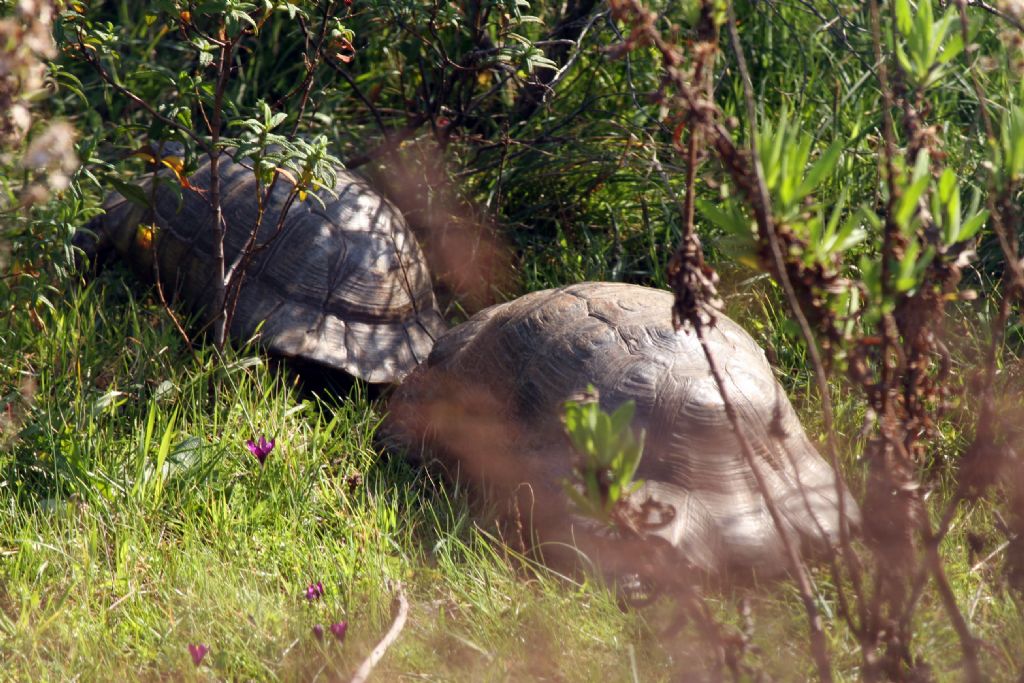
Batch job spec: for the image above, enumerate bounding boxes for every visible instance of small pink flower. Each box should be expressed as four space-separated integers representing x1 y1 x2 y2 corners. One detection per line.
188 643 209 666
329 621 348 642
304 581 324 601
246 435 276 465
312 623 324 640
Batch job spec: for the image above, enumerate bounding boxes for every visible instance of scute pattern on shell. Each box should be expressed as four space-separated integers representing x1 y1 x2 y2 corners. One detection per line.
91 153 446 384
386 282 859 575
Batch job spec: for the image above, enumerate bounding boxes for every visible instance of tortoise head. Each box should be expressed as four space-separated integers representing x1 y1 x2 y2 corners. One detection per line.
72 190 155 277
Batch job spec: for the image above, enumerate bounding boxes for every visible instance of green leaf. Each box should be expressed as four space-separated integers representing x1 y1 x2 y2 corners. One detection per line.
562 390 645 524
958 210 988 242
861 205 883 232
109 178 152 208
945 184 961 242
595 413 612 466
798 140 842 199
152 409 177 494
563 484 599 520
698 199 750 237
895 174 930 230
132 402 159 499
912 149 931 180
269 112 288 130
937 168 956 203
835 218 867 254
610 401 636 437
895 0 913 36
896 44 915 79
939 29 964 64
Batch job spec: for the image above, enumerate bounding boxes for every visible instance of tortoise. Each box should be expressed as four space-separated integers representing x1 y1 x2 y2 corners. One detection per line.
386 282 859 576
76 151 447 384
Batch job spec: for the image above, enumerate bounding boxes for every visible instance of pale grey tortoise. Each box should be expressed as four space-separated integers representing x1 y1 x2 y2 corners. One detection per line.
76 151 446 383
386 282 859 576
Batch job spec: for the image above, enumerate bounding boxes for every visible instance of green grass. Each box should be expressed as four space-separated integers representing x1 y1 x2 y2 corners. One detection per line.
0 275 667 680
0 267 1021 681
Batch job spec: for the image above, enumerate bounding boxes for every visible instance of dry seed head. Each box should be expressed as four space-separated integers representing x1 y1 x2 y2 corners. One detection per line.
1000 0 1024 19
21 120 78 191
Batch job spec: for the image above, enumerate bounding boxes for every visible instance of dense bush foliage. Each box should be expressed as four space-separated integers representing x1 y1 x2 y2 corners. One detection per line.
2 0 1024 679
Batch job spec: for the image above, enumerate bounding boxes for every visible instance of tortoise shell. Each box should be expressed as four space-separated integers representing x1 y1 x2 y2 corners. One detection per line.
386 282 859 575
84 152 446 384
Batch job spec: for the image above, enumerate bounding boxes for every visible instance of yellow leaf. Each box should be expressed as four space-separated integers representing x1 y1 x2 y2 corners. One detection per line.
135 224 155 250
160 156 185 175
738 254 760 270
130 149 158 165
158 155 191 188
275 167 298 186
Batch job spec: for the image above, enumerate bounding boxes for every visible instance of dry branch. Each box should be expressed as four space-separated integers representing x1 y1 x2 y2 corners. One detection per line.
350 582 410 683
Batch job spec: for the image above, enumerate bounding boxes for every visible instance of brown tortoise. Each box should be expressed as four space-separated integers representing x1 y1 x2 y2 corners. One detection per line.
76 151 446 384
386 282 859 576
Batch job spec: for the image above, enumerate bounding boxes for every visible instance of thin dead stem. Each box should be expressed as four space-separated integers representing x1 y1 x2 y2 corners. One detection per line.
694 321 833 683
349 582 410 683
723 5 863 628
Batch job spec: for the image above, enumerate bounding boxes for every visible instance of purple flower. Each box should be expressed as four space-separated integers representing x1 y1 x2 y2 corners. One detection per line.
246 435 276 465
304 581 324 601
312 623 324 640
188 643 209 666
329 621 348 642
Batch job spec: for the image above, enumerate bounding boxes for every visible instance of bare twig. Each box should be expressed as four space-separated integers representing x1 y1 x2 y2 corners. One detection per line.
970 540 1010 573
350 582 410 683
694 321 833 683
726 0 869 638
343 116 429 169
72 37 211 155
323 57 389 137
923 521 982 679
221 3 339 340
965 0 1024 31
143 157 194 350
208 32 236 350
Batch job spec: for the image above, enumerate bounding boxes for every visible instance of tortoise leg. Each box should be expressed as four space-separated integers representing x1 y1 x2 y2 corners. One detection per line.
71 216 114 275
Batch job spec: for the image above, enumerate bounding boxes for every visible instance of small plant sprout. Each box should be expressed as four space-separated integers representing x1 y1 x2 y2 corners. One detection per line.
246 435 275 466
329 621 348 642
187 643 209 667
561 386 646 527
304 581 324 601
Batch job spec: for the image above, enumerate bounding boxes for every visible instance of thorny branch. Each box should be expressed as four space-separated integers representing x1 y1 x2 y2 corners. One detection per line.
722 0 865 642
864 0 985 677
607 1 835 680
608 0 1013 678
694 320 834 683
